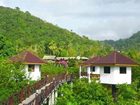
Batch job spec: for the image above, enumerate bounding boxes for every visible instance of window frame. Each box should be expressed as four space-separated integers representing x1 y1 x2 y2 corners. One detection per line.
28 64 35 72
120 67 127 74
104 66 110 74
90 66 95 72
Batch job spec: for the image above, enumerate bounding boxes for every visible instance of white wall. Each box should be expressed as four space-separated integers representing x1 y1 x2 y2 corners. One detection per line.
90 66 100 74
100 66 131 84
24 65 29 78
87 66 91 83
24 64 41 81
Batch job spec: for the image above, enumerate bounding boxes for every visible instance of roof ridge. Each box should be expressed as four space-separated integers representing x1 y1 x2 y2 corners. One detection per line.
28 51 44 60
23 51 28 62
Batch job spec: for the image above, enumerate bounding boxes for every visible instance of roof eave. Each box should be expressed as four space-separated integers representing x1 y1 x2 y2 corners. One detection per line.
24 62 45 64
82 63 139 67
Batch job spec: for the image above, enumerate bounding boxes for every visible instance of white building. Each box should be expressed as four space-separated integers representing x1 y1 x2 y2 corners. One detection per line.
97 51 138 84
80 51 138 84
10 51 44 81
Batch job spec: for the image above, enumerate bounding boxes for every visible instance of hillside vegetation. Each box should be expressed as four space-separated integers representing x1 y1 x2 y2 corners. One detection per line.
104 31 140 51
104 31 140 64
0 6 111 58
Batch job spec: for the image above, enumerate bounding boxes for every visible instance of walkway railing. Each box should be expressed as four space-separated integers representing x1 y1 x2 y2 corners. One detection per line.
0 73 71 105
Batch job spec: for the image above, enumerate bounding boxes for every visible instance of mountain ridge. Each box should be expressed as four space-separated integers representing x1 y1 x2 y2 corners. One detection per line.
103 31 140 51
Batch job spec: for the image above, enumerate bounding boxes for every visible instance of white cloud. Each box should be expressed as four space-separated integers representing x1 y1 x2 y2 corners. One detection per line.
0 0 5 6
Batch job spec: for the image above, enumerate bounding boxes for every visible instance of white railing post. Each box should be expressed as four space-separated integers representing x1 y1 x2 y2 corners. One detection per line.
53 90 55 105
87 66 91 83
54 89 58 104
48 94 52 105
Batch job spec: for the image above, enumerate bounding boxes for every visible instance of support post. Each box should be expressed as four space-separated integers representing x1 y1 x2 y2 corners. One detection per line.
112 85 117 102
48 94 52 105
54 89 58 104
51 91 55 105
79 66 82 78
87 66 91 83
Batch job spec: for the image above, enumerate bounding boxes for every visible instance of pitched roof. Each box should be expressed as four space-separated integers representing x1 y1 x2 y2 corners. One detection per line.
91 51 138 66
81 51 138 66
10 51 44 64
81 56 101 66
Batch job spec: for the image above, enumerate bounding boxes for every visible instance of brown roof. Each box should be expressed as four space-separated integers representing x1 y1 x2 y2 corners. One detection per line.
91 51 138 66
81 51 138 66
10 51 44 64
81 56 101 66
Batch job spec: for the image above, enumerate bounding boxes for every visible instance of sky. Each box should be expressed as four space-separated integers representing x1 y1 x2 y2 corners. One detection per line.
0 0 140 40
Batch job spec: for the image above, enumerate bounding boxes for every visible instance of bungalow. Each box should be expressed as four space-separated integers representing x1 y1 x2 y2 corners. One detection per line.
10 51 44 81
80 51 138 84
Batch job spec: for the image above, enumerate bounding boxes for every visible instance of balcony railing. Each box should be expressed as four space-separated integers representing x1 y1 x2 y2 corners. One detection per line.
81 72 100 79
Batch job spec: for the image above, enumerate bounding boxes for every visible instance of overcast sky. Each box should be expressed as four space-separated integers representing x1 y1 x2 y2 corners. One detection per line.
1 0 140 40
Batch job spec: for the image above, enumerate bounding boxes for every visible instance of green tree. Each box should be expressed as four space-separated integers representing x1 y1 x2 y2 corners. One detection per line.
0 59 28 101
57 79 114 105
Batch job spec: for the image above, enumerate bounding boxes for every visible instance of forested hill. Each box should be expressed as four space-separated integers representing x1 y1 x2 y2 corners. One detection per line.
104 31 140 51
0 6 111 57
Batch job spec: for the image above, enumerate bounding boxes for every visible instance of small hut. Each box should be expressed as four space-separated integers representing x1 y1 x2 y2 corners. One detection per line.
10 51 44 80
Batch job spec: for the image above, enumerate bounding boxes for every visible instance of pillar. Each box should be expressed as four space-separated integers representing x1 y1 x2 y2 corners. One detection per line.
51 91 55 105
48 91 55 105
54 89 58 104
87 66 91 83
48 94 52 105
79 66 82 78
112 85 117 102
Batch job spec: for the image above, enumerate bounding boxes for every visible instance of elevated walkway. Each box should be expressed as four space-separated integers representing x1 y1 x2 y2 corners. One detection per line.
1 73 72 105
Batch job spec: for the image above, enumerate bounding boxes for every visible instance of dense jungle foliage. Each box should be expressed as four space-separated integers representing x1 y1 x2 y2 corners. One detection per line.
0 59 27 101
57 79 140 105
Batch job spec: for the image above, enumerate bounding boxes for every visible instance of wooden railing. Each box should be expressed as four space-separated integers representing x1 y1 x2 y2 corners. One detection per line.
90 74 100 79
0 73 71 105
81 72 100 79
81 72 88 76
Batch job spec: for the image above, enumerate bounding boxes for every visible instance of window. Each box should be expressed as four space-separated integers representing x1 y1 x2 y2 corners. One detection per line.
90 66 95 72
120 67 126 74
28 65 35 72
104 66 110 74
